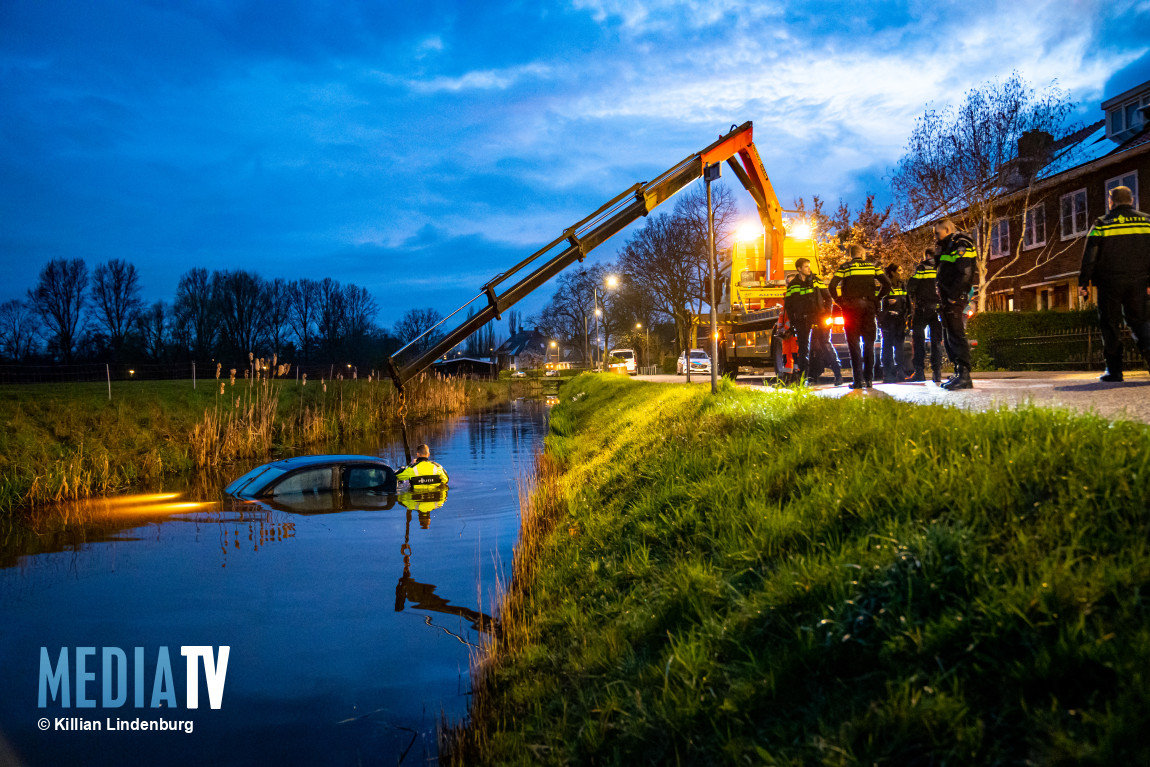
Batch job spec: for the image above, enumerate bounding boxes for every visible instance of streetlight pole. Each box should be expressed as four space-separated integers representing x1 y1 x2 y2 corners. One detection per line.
636 322 649 374
594 290 602 372
704 161 721 394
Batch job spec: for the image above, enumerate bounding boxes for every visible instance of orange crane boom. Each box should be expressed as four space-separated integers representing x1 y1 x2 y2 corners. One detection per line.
387 121 788 391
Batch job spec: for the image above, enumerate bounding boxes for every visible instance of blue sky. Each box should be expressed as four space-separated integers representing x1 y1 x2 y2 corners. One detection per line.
2 0 1149 327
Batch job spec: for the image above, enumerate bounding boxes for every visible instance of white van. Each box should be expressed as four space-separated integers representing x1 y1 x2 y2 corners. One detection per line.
609 348 637 375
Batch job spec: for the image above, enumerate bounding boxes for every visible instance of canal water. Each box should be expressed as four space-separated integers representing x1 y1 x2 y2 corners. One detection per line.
0 399 549 766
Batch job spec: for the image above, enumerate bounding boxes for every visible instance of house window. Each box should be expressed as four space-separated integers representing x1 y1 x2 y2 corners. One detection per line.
1106 171 1139 209
1023 204 1045 250
1060 189 1088 240
989 217 1009 259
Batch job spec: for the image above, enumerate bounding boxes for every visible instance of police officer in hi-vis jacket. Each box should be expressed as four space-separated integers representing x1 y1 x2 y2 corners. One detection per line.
906 246 943 383
1078 185 1150 382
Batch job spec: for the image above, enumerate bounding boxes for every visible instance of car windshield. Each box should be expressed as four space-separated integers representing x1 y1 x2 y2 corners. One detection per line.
690 352 708 359
612 350 633 359
224 465 286 496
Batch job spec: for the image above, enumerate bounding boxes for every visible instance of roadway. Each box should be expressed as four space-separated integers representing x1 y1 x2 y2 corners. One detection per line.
631 371 1150 425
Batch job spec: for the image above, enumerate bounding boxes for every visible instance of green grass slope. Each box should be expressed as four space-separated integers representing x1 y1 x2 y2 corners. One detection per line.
456 375 1150 765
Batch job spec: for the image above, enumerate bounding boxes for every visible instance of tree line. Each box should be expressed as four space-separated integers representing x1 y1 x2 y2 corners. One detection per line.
0 258 457 369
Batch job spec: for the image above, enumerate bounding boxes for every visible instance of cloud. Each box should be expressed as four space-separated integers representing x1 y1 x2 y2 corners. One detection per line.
2 0 1146 326
405 62 552 93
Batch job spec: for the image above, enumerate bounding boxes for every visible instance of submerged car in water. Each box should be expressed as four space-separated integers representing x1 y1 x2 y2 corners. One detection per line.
224 455 398 513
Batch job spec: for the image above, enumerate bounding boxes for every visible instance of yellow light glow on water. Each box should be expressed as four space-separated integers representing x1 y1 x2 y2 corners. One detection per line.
103 493 182 506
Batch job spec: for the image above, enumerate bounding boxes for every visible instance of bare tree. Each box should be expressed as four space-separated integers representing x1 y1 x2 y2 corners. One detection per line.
672 183 738 318
212 270 267 359
393 307 443 352
316 277 346 362
0 299 40 362
289 278 320 364
261 277 292 358
28 257 87 363
91 259 143 360
342 283 378 348
890 72 1076 310
174 267 217 360
617 214 700 353
136 301 168 361
537 264 607 365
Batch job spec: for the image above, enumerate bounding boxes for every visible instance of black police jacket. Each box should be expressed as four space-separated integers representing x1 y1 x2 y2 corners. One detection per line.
1079 204 1150 286
783 273 828 320
828 259 891 305
936 231 977 301
906 259 939 310
880 281 910 326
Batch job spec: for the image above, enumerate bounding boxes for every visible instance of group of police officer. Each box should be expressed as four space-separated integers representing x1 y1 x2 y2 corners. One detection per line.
784 183 1150 389
784 217 978 390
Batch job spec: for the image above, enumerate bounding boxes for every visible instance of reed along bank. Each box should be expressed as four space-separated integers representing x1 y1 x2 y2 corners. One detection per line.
447 374 1150 765
0 368 534 513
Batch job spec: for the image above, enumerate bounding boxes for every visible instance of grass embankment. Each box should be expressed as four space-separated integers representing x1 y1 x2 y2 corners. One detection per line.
0 368 526 512
448 374 1150 765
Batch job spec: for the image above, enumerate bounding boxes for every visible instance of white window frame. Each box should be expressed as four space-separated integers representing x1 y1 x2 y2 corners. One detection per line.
1023 203 1046 250
989 217 1010 259
1059 188 1088 240
1106 171 1139 210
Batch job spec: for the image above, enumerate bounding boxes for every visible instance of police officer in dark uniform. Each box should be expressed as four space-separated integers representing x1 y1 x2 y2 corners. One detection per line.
934 219 977 390
1078 185 1150 382
783 257 825 382
808 280 844 386
878 264 909 383
828 244 891 389
906 246 943 383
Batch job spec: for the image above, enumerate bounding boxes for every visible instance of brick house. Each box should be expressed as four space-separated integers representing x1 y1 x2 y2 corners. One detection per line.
976 79 1149 312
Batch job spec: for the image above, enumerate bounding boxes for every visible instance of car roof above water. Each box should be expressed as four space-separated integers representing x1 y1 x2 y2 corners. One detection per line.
224 454 392 497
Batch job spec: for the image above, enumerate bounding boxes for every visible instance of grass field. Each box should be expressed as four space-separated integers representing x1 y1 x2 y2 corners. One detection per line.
0 372 526 513
447 374 1150 765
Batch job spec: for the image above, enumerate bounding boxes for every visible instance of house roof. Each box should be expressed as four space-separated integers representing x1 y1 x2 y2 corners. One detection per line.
494 329 548 357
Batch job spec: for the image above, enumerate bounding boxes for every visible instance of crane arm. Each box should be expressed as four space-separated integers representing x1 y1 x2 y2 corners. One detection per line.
387 121 787 391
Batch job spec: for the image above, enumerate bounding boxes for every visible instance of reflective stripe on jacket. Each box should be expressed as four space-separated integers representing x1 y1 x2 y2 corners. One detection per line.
907 261 939 307
396 458 449 488
936 231 977 300
1079 205 1150 286
828 259 891 302
783 274 826 318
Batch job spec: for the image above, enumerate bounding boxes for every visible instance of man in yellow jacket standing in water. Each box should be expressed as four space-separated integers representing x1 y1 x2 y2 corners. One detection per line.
396 443 450 489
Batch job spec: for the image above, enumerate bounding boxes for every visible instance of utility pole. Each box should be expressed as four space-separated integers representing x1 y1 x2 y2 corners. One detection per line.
704 161 721 394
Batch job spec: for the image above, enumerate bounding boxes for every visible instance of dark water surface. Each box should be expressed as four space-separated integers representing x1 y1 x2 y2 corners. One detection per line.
0 399 549 766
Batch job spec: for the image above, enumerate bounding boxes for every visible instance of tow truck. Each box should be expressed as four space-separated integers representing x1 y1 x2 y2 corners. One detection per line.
386 121 802 395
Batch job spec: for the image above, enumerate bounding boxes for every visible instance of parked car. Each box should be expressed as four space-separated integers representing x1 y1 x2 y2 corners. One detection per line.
544 368 560 377
609 348 637 375
676 349 712 375
225 455 398 513
511 370 527 378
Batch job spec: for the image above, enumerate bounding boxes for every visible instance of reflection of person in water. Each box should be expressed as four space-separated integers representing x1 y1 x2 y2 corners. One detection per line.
397 486 447 529
393 501 496 634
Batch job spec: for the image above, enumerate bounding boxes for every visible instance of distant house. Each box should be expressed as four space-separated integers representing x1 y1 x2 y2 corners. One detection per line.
494 329 549 371
431 356 498 379
920 79 1150 312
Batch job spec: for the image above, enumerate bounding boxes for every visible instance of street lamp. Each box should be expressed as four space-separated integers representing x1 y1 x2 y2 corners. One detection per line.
594 275 619 373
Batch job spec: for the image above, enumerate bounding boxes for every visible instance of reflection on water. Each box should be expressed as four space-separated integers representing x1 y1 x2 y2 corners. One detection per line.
0 399 548 766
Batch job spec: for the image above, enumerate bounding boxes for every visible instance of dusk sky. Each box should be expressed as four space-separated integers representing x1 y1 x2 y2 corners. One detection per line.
3 0 1149 327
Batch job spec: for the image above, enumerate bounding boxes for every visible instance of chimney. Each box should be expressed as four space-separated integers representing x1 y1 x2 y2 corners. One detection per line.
1016 130 1054 182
